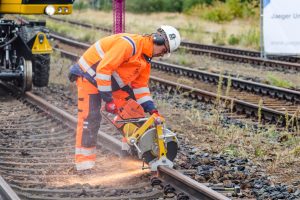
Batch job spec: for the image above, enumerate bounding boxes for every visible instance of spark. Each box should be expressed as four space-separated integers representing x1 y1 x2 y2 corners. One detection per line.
52 158 150 187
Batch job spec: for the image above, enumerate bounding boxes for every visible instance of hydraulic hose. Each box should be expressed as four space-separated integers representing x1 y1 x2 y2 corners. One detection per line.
0 33 18 49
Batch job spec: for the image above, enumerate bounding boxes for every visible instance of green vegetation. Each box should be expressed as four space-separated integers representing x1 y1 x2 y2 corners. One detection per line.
73 1 89 10
79 0 214 13
228 34 240 45
211 28 260 49
72 0 260 49
74 0 259 23
212 29 226 45
74 0 111 11
266 73 294 89
189 0 259 22
223 144 240 157
239 28 260 49
176 48 196 66
48 20 104 43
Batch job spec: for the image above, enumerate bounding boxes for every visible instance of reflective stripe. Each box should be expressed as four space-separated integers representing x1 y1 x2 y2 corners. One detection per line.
95 41 105 58
96 73 111 81
75 147 96 156
133 87 150 94
98 85 112 92
83 122 88 124
79 57 96 77
112 72 125 87
137 96 153 104
121 36 136 56
83 126 87 128
87 68 96 77
76 160 95 171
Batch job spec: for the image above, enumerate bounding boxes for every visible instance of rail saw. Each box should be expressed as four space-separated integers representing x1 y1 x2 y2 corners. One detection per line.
101 99 178 171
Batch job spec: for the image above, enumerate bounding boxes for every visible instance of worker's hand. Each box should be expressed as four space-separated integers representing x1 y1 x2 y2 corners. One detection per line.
149 109 160 116
105 100 118 114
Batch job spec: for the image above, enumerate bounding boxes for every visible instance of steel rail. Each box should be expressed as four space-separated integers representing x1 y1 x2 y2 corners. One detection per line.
25 91 124 156
181 41 260 57
151 61 300 103
181 46 300 71
0 176 21 200
22 91 229 200
149 76 299 123
158 166 230 200
181 41 300 63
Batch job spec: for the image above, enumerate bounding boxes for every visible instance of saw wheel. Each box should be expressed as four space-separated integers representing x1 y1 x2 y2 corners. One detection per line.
137 128 178 163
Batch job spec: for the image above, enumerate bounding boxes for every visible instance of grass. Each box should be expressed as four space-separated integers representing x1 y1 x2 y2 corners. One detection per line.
175 48 196 66
266 73 294 88
227 34 240 45
290 146 300 156
212 29 227 45
188 0 259 23
223 144 240 157
258 98 263 126
239 28 260 50
47 20 108 43
215 71 224 107
24 15 108 43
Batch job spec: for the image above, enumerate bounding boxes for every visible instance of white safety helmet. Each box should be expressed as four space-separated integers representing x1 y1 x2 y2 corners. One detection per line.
158 25 181 53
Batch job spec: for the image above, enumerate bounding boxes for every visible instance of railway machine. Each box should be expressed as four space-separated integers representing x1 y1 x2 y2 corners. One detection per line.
0 0 74 92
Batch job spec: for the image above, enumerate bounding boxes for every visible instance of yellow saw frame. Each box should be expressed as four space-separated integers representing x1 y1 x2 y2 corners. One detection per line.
116 113 178 171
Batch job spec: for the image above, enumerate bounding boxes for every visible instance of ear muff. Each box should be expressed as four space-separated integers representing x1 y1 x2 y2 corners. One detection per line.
153 33 165 45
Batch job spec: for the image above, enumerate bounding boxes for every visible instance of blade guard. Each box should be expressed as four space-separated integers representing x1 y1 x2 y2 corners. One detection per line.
113 99 145 129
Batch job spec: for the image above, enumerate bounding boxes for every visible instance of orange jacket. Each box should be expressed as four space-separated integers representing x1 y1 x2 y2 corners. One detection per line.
77 33 154 108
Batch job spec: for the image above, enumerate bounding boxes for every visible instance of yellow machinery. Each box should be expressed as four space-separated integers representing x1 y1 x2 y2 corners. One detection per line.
102 99 178 171
0 0 73 15
0 0 74 91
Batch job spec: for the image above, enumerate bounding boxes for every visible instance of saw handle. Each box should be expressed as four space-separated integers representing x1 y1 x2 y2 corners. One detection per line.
114 118 149 124
128 137 142 153
133 142 142 153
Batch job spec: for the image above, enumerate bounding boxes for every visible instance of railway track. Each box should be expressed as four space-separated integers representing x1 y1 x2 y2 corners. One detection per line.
0 84 230 200
51 33 300 127
7 16 295 199
47 16 300 72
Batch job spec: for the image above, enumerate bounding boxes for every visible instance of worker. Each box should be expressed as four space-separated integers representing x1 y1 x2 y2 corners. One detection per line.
68 25 181 172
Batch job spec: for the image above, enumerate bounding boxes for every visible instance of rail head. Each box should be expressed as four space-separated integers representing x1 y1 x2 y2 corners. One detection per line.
0 176 21 200
24 91 126 156
158 166 230 200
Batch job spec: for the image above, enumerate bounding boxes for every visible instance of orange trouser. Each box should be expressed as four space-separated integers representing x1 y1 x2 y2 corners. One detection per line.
75 77 101 171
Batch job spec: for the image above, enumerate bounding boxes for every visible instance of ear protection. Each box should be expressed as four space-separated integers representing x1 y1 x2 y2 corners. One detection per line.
153 33 165 45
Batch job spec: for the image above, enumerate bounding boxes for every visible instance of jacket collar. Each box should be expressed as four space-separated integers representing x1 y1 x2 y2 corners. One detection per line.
142 36 153 59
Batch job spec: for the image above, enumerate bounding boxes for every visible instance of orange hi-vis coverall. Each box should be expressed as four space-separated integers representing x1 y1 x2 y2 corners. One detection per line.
70 33 156 171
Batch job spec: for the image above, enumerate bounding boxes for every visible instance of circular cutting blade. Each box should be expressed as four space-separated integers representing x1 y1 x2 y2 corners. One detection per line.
142 141 178 163
138 127 178 163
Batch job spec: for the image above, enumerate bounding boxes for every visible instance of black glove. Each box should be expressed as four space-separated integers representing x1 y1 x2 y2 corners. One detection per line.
68 72 78 82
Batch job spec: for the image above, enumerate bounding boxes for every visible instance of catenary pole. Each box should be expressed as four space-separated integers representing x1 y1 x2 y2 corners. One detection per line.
113 0 125 34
